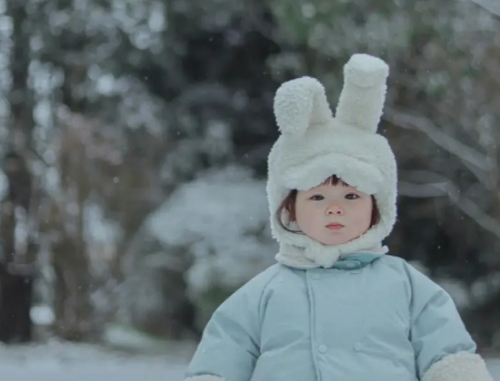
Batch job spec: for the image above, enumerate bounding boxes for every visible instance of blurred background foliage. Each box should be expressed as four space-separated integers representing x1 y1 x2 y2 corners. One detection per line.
0 0 499 353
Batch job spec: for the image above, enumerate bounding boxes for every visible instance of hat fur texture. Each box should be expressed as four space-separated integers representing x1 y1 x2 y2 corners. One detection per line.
267 53 397 268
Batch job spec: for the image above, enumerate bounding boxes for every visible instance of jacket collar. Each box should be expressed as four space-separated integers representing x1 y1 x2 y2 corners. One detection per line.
332 253 382 270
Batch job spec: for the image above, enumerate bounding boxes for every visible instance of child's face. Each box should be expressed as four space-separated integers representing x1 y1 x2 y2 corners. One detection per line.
295 182 373 246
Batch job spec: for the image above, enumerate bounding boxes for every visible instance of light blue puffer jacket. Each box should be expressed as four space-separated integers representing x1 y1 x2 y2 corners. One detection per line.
185 254 491 381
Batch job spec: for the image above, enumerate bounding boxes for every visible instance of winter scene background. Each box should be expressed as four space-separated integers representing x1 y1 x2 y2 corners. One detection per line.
0 0 499 380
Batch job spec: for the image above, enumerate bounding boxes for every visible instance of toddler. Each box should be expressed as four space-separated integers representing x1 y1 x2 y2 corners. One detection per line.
184 54 493 381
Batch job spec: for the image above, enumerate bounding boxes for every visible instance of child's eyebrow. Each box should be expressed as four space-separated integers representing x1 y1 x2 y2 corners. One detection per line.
346 187 361 193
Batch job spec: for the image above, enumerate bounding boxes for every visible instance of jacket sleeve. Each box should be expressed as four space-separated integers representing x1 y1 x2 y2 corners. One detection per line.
404 263 493 381
184 269 273 381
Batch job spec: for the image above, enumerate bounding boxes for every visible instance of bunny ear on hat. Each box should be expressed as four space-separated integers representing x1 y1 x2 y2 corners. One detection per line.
335 54 389 133
273 55 389 137
273 76 333 137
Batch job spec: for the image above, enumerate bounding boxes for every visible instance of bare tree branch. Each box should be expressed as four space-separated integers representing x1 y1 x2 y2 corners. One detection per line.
461 159 496 190
400 180 500 240
399 181 449 198
384 108 493 186
470 0 500 17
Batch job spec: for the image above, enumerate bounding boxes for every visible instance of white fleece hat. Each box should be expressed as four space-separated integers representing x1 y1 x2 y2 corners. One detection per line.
267 53 397 268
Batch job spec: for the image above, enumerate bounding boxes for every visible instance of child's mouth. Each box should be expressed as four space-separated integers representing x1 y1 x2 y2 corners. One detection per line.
326 223 344 231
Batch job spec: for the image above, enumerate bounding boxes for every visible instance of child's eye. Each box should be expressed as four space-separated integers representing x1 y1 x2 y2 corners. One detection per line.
345 193 360 200
310 195 324 201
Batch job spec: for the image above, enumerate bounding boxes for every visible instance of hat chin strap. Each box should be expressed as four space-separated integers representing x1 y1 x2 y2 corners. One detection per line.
273 220 389 269
275 240 389 269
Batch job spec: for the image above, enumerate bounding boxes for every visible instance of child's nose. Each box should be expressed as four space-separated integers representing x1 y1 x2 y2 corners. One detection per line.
326 204 344 215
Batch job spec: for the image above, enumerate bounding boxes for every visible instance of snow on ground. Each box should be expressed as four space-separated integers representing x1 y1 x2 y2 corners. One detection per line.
488 358 500 381
0 340 499 381
0 339 197 381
